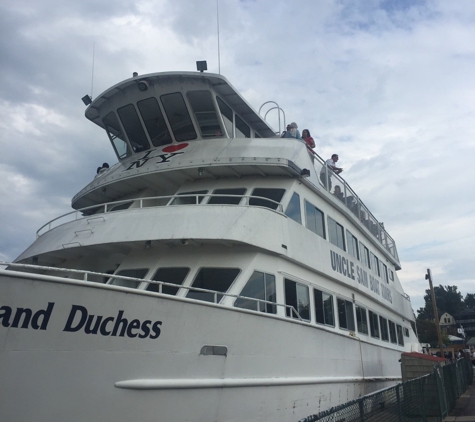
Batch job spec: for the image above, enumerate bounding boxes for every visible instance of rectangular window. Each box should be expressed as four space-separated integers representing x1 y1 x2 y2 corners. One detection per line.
388 320 397 344
305 200 325 238
371 253 381 277
314 288 334 326
234 271 276 313
109 268 148 289
235 115 250 138
380 316 389 341
285 192 302 224
346 230 360 260
328 217 345 251
187 268 240 303
404 327 410 337
337 298 355 331
216 96 233 137
285 279 310 321
382 263 389 283
369 311 380 338
249 188 285 210
396 324 404 346
360 243 370 269
208 188 246 205
187 91 222 138
171 190 208 205
103 111 130 159
356 305 368 335
161 92 197 142
147 267 189 295
137 97 172 147
117 104 151 153
389 269 394 281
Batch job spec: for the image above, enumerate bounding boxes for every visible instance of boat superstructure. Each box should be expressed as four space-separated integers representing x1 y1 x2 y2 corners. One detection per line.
0 71 418 422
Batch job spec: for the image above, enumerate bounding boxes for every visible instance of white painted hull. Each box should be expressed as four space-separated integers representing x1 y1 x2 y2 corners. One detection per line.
0 273 401 422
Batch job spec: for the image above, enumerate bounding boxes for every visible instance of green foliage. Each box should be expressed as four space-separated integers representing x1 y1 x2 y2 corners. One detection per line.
417 285 465 320
464 293 475 309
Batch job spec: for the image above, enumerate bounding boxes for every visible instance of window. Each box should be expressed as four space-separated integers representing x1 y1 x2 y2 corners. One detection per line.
371 253 381 277
360 242 371 269
381 263 389 284
147 267 189 295
171 190 207 205
137 97 172 147
314 288 334 326
380 316 389 341
217 97 233 137
285 192 301 224
161 92 197 142
249 188 285 210
109 268 148 289
337 298 355 331
305 200 325 238
208 188 246 205
235 115 250 138
187 268 240 303
187 91 222 138
396 324 404 346
117 104 150 153
103 111 129 159
389 269 394 281
234 271 276 313
346 230 360 260
109 201 133 212
369 311 380 339
285 279 310 321
328 217 345 251
404 327 410 337
356 305 368 335
388 320 397 344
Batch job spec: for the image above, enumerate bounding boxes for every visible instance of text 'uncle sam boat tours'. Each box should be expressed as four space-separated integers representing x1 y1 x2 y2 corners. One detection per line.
0 66 419 422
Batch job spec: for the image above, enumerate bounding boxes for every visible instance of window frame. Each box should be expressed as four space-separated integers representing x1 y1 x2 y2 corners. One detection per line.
314 288 335 327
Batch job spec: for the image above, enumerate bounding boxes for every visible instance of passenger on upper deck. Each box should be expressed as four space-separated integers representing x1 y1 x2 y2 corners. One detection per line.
281 124 291 138
284 122 302 139
333 185 344 202
95 163 110 178
302 129 315 149
320 154 343 190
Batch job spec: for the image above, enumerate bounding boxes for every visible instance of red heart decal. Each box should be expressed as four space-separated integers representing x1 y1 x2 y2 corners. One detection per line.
162 143 189 153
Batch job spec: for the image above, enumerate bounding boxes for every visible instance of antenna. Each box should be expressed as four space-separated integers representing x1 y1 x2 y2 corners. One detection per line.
90 42 95 99
217 0 221 74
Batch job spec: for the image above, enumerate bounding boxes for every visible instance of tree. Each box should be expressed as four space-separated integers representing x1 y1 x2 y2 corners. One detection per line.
464 293 475 309
417 285 463 320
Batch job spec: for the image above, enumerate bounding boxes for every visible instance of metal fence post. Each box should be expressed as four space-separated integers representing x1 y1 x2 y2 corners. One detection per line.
396 384 402 422
358 398 365 421
419 377 427 422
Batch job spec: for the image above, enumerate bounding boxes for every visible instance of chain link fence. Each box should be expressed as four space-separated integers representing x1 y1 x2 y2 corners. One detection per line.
299 358 473 422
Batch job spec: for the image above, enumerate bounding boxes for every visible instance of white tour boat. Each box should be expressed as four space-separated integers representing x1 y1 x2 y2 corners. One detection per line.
0 70 419 422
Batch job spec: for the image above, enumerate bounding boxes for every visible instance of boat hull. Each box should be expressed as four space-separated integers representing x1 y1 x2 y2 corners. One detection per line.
0 272 401 422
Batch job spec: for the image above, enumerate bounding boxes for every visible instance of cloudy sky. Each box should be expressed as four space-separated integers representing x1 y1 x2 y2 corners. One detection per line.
1 0 474 312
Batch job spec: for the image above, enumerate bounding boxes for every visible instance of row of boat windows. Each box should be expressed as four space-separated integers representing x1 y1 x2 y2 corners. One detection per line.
108 266 407 346
285 192 394 283
102 90 259 159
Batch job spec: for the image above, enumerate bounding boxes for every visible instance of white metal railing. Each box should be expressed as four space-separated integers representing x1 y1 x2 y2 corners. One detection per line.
36 194 284 238
307 146 398 261
0 262 306 321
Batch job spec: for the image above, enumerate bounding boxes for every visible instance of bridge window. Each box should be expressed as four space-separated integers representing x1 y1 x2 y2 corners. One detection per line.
389 269 394 281
356 305 368 335
396 324 404 346
337 298 355 331
249 188 285 210
103 111 129 159
137 97 172 147
381 263 389 283
235 115 250 138
388 320 397 344
188 91 222 138
305 200 325 238
360 242 371 269
161 92 197 142
216 96 233 137
285 279 310 320
208 188 246 205
147 267 189 295
234 271 276 313
314 288 334 326
380 316 389 341
346 230 360 260
285 192 302 224
117 104 151 153
109 268 148 289
369 311 380 338
171 190 208 205
187 268 240 303
371 253 381 277
328 217 345 251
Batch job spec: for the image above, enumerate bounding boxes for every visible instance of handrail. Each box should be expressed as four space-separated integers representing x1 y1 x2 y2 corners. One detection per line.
36 193 284 238
0 262 305 320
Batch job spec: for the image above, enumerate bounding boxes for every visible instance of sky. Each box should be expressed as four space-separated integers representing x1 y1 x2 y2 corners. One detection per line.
1 0 474 313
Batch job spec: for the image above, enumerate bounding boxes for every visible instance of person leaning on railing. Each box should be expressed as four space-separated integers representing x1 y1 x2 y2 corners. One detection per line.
320 154 343 190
